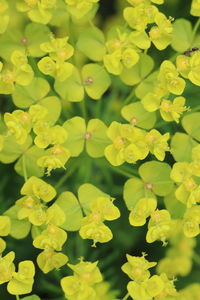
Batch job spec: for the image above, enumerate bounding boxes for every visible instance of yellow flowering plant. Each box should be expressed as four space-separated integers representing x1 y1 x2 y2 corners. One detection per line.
0 0 200 299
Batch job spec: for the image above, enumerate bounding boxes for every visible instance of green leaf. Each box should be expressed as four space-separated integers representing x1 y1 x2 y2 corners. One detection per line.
14 146 45 178
0 23 50 61
121 102 156 129
164 189 186 219
0 28 24 61
55 191 83 231
25 23 51 57
135 71 158 99
120 54 154 86
77 26 106 61
123 177 154 210
12 77 50 108
0 135 32 164
171 19 193 52
86 119 110 158
82 63 111 100
63 117 86 157
0 15 9 34
40 96 61 125
182 113 200 142
78 183 108 214
171 132 198 162
139 161 174 196
54 67 84 102
4 206 31 239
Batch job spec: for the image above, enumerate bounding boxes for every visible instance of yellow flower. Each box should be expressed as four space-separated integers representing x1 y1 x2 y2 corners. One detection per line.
79 221 113 247
188 51 200 86
158 60 186 95
37 249 68 274
0 216 11 236
68 260 102 285
190 0 200 16
61 275 96 300
33 224 67 251
121 253 157 281
0 251 15 284
129 197 157 226
145 129 169 161
147 209 172 244
7 260 35 295
160 97 188 123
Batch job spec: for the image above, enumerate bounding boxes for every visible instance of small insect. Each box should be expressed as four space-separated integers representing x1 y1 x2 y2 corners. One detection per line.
183 47 199 56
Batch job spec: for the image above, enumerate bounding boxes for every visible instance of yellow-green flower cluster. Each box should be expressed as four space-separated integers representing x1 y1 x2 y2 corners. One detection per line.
3 103 70 175
122 253 177 300
176 52 200 86
16 0 58 24
38 36 74 81
65 0 100 19
79 196 120 246
157 221 196 278
12 177 68 273
103 28 140 75
0 0 200 299
0 250 35 296
61 259 103 300
124 0 173 50
170 145 200 238
0 215 11 253
105 122 169 166
0 50 34 94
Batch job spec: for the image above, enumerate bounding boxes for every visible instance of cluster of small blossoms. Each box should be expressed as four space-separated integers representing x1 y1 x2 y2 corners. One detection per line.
3 102 70 175
0 216 35 296
177 283 200 300
190 0 200 17
0 0 200 299
61 259 103 300
124 0 173 50
170 144 200 238
38 36 74 82
16 0 100 25
105 122 169 166
16 0 58 24
7 176 68 273
65 0 100 19
0 50 34 94
122 253 178 300
139 60 188 122
157 221 196 278
79 196 120 246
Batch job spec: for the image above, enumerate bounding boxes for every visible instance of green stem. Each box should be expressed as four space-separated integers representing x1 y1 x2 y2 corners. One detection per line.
22 155 28 182
193 252 200 265
122 292 130 300
28 57 43 77
191 18 200 44
16 296 20 300
109 165 135 178
121 87 135 108
55 161 79 189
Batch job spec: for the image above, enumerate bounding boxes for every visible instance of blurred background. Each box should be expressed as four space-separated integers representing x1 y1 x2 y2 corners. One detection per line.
0 0 200 299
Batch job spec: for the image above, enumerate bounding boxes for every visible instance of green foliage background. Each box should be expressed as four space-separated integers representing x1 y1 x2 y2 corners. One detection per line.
0 0 200 299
